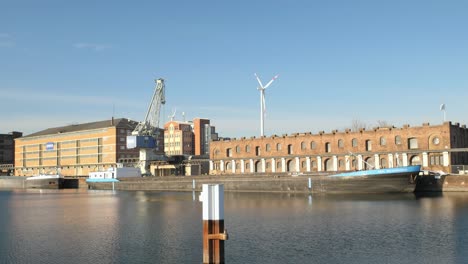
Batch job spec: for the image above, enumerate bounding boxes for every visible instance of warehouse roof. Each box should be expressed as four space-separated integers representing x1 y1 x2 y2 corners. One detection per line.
24 118 138 138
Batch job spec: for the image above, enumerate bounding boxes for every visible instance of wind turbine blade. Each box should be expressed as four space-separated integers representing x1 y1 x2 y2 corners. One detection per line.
254 73 264 88
263 74 279 89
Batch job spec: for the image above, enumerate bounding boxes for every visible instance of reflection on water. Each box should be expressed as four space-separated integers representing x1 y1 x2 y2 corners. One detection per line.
1 189 468 264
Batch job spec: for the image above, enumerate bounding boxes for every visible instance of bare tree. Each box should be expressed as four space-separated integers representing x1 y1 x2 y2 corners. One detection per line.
351 119 366 132
376 120 390 127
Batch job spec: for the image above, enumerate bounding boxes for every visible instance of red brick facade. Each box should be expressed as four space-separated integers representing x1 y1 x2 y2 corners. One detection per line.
210 122 468 174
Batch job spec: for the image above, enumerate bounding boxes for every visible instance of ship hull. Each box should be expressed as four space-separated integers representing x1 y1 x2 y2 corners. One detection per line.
26 177 65 189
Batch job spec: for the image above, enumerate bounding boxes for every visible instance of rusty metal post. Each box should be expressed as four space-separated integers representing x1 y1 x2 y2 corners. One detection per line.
199 184 228 264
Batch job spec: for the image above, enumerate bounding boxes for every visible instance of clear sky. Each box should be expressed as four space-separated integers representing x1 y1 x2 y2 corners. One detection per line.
1 0 468 138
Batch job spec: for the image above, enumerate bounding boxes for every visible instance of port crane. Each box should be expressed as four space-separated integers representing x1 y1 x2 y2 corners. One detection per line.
127 78 166 175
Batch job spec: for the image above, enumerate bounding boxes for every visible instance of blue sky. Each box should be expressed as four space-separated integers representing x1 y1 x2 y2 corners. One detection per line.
1 0 468 137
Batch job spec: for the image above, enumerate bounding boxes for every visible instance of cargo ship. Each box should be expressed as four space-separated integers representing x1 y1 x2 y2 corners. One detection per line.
25 174 65 189
315 165 422 194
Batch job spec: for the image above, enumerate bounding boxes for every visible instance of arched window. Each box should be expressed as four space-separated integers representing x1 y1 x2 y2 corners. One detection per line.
245 145 251 153
338 139 344 148
395 135 402 145
236 145 241 153
311 160 317 168
410 155 421 165
277 161 281 169
380 158 387 168
325 142 331 153
301 141 306 150
266 144 271 151
276 143 282 151
408 138 418 149
311 141 316 150
352 138 358 147
338 159 344 169
324 159 333 171
380 137 386 146
288 144 293 154
366 140 372 151
266 161 270 169
301 160 306 168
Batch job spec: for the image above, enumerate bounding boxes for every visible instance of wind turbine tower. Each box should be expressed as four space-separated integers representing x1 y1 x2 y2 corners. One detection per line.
254 73 279 137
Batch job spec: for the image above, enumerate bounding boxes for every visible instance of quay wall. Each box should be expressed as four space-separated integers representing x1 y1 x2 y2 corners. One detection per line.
443 175 468 192
0 176 25 188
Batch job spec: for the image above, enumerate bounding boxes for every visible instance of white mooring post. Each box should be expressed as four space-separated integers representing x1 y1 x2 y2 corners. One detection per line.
199 184 228 264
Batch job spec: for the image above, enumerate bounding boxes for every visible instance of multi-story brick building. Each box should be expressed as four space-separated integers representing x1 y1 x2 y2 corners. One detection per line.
164 121 194 155
163 118 217 157
14 118 140 177
209 122 468 174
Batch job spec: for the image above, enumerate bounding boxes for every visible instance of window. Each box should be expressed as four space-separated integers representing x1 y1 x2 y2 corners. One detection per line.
277 161 281 169
276 143 282 151
288 144 293 154
430 154 443 165
380 158 387 168
255 146 260 156
338 159 344 169
301 141 306 150
311 141 316 150
301 161 306 168
266 162 270 169
338 139 344 148
236 146 241 153
352 138 358 147
325 142 331 153
380 137 386 146
395 135 401 145
408 138 418 149
410 155 421 165
245 145 250 153
226 148 232 157
312 160 317 168
366 140 372 151
266 144 271 151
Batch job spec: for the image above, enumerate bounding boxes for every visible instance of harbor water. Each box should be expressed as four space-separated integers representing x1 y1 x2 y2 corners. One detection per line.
1 189 468 264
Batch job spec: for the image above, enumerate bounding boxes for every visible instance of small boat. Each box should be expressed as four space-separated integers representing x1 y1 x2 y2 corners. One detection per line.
316 165 422 194
414 170 447 192
26 174 65 189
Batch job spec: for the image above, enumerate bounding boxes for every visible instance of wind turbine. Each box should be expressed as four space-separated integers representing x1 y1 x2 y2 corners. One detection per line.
440 103 446 122
254 73 279 137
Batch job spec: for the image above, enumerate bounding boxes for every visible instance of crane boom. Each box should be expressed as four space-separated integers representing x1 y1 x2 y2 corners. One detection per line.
127 78 167 176
132 78 166 136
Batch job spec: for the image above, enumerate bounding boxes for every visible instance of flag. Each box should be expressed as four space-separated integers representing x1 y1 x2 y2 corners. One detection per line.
440 104 446 111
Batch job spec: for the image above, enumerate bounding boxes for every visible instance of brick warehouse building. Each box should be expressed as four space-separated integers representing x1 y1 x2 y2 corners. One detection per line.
14 118 145 177
209 122 468 175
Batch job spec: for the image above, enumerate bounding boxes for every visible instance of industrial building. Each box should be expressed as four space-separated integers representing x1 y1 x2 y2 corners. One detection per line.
14 118 142 177
0 131 22 175
14 117 217 177
164 118 217 156
209 122 468 175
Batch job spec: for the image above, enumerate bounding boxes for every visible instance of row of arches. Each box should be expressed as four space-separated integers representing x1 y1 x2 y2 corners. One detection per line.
215 155 422 174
